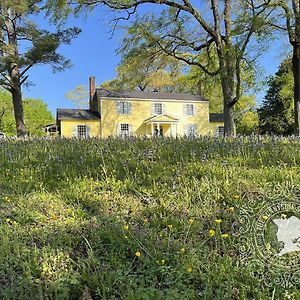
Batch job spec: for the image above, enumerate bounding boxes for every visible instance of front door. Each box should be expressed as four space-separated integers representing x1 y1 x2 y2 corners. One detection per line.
155 125 163 137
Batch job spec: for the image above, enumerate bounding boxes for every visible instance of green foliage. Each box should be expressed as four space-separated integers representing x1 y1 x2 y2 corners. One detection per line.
0 91 54 136
0 137 299 299
258 58 294 135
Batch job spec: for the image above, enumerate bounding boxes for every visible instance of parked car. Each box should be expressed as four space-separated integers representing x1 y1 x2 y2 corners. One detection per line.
0 132 6 140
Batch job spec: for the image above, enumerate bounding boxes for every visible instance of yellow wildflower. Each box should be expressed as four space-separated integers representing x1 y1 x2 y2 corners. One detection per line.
221 233 229 239
143 218 149 224
123 225 129 231
167 224 173 230
123 235 128 239
179 248 186 254
228 207 235 212
215 219 222 224
209 229 216 237
189 218 195 225
135 251 141 257
261 215 268 221
161 259 165 265
234 195 240 200
187 267 193 273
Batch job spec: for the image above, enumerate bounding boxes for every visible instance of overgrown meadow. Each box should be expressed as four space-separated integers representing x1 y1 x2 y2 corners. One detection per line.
0 137 300 299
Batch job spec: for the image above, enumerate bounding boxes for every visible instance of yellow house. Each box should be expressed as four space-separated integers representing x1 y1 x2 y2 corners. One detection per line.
57 77 224 138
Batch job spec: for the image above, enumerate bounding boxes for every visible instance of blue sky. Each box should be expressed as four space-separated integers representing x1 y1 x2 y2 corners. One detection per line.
22 6 289 116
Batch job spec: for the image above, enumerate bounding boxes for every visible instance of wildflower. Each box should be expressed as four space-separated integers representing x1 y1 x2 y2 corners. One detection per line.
143 218 148 224
228 207 235 212
215 219 222 224
261 215 268 221
161 259 165 265
123 225 129 231
234 195 240 200
189 218 195 225
187 267 193 273
135 251 141 257
209 229 216 237
123 235 128 239
5 218 11 223
167 224 173 230
221 233 229 239
179 248 186 254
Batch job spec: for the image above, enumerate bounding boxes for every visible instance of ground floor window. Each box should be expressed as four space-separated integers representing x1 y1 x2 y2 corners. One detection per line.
119 123 131 137
77 125 88 138
217 126 224 137
187 124 197 137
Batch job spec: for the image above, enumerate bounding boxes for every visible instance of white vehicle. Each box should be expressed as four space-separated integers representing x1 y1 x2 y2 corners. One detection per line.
0 132 6 140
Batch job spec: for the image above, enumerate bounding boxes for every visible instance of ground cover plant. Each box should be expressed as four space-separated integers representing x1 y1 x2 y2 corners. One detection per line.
0 136 300 299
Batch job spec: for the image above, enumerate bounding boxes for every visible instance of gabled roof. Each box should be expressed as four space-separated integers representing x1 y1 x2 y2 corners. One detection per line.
144 114 179 123
209 113 224 122
96 89 208 102
57 109 100 120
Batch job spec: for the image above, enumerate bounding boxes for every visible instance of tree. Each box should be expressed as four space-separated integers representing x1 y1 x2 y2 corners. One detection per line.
48 0 272 136
66 85 89 109
258 58 294 135
271 1 300 135
0 1 80 137
0 90 54 136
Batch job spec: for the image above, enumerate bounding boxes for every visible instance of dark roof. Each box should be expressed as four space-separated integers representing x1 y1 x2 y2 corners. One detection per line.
96 89 208 102
209 113 224 122
57 109 100 120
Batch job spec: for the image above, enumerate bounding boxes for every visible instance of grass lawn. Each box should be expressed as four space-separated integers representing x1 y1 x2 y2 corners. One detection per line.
0 136 300 299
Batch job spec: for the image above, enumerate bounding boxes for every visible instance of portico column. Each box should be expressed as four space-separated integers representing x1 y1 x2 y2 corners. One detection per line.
157 122 160 136
151 123 154 137
170 123 173 137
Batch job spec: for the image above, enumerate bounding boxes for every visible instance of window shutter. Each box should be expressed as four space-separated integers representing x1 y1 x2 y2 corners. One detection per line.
183 104 187 115
162 103 166 114
193 105 197 115
86 126 91 138
151 103 155 115
128 102 132 115
72 126 78 138
116 101 121 114
117 123 121 136
129 124 133 136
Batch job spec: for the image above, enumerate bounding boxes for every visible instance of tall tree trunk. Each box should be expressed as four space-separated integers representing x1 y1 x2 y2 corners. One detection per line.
4 8 26 137
292 44 300 136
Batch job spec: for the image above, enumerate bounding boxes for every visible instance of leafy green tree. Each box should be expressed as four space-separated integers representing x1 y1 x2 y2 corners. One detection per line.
0 90 54 136
258 58 294 135
0 1 80 137
48 0 272 136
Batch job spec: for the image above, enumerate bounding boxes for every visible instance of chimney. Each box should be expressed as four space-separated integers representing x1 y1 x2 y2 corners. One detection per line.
89 76 95 109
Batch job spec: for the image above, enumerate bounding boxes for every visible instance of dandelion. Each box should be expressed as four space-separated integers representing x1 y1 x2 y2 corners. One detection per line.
209 229 216 237
179 248 186 254
187 267 193 273
5 218 11 223
143 218 148 224
221 233 229 239
123 224 129 231
189 218 195 225
135 251 141 257
167 224 173 230
261 215 268 221
215 219 222 224
234 195 240 200
228 207 235 212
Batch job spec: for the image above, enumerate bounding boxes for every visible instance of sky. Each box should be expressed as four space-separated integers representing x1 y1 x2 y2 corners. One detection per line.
22 5 290 116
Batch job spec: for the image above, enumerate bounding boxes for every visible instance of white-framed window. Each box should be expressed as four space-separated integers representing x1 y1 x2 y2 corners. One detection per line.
186 104 195 116
117 101 132 115
153 103 164 115
119 123 131 137
216 126 224 137
75 125 89 138
187 124 197 137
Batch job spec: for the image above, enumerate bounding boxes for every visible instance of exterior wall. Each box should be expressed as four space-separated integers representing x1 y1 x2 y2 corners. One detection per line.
100 98 210 138
209 122 224 136
60 120 101 138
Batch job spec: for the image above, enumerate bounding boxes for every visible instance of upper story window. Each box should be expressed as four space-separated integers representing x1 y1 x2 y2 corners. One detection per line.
153 103 164 115
117 101 132 115
119 123 131 137
186 104 195 116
